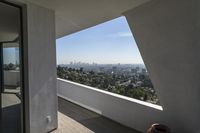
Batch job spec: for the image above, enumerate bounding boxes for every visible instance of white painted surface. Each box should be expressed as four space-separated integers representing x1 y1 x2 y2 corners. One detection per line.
58 94 102 115
57 78 163 132
21 0 150 38
125 0 200 132
4 71 20 86
25 2 58 133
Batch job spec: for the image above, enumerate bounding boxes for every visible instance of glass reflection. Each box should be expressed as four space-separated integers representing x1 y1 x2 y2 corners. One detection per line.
0 2 22 133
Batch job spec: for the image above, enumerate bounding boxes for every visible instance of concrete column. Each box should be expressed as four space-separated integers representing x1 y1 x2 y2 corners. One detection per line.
125 0 200 132
24 2 57 133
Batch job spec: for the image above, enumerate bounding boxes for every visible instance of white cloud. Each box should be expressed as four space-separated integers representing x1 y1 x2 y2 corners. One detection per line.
107 32 133 38
117 32 133 37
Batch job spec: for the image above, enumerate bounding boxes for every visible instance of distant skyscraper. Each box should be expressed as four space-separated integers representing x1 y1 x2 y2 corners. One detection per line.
131 68 137 73
142 68 147 74
135 66 140 73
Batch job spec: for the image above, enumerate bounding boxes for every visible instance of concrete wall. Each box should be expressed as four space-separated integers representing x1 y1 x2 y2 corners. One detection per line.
57 78 163 132
25 2 57 133
124 0 200 132
4 71 20 86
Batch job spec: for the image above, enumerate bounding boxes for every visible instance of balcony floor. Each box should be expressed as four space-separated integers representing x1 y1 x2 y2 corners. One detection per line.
53 97 140 133
1 96 140 133
1 93 21 133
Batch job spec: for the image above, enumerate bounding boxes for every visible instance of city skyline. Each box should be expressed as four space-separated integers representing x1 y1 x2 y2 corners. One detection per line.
57 61 145 65
56 16 144 65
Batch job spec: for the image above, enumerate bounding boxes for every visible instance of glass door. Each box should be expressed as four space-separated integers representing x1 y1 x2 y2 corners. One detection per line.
0 2 23 133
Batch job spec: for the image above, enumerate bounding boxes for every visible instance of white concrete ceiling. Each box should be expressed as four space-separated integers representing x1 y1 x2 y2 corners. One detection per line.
0 3 20 42
24 0 150 38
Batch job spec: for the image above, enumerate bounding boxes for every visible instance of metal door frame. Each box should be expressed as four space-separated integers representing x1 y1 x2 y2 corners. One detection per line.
0 1 25 133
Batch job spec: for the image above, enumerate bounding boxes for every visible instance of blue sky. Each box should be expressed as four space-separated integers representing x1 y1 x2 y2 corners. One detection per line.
4 48 19 64
56 16 144 64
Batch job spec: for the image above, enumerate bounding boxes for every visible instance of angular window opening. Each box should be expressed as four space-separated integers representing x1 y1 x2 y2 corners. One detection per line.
56 16 161 105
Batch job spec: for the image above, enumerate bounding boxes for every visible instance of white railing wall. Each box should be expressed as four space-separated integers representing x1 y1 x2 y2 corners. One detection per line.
57 78 164 132
4 70 20 86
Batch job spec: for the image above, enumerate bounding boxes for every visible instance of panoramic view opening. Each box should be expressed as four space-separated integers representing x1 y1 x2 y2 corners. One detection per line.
56 16 160 105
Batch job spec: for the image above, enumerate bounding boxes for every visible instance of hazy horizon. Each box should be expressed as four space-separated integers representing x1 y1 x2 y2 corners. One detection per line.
56 16 144 65
57 62 145 65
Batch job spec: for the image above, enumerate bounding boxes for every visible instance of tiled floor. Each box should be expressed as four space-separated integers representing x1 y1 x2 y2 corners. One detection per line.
1 96 140 133
52 97 140 133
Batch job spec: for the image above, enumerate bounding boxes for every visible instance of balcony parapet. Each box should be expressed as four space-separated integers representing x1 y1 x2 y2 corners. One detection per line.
57 78 163 132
